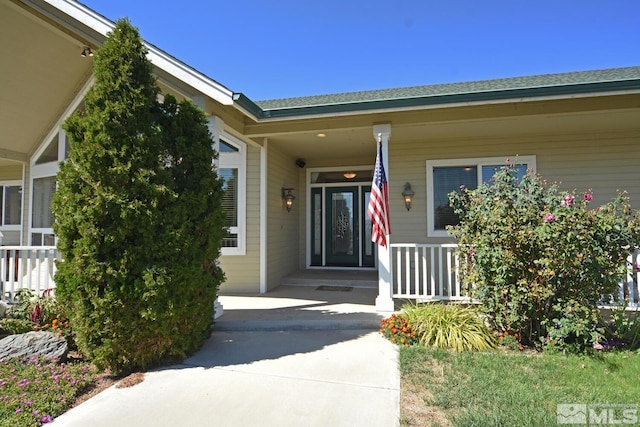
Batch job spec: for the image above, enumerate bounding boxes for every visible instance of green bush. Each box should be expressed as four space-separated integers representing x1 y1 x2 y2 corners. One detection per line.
402 303 496 351
52 19 225 374
448 160 640 352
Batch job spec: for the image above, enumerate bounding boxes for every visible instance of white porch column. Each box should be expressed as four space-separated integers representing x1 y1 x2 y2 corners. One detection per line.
373 123 395 312
206 115 225 319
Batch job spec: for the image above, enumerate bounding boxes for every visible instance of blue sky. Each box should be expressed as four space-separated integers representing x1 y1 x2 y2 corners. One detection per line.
81 0 639 101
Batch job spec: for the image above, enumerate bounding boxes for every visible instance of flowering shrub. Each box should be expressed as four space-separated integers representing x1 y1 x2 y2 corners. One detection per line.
380 313 418 347
0 356 94 426
0 290 75 348
448 161 640 352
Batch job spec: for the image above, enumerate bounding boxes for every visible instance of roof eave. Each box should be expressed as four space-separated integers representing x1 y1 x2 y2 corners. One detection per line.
244 79 640 121
36 0 235 106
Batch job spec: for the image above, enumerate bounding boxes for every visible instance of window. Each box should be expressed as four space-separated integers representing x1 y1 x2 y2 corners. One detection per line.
427 156 536 237
31 176 57 246
219 168 238 248
0 182 22 228
217 135 246 255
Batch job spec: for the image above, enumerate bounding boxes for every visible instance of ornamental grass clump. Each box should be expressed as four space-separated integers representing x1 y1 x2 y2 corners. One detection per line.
402 303 496 351
0 356 95 426
448 160 640 352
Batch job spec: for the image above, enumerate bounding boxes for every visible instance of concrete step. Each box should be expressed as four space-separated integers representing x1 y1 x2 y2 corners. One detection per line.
281 270 378 289
215 285 386 332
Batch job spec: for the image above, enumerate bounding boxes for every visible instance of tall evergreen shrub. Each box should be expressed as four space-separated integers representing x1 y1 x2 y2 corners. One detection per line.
52 19 225 373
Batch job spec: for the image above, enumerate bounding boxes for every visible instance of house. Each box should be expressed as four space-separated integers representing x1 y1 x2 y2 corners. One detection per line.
2 0 639 312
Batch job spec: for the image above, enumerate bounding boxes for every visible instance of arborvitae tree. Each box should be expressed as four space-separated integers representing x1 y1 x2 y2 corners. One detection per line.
52 19 225 373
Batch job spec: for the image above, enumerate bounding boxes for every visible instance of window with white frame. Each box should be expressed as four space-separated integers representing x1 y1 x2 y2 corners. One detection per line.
426 156 536 237
217 135 246 255
0 181 22 229
30 130 66 246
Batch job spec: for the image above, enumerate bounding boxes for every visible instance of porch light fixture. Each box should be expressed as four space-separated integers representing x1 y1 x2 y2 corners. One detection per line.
81 47 94 57
343 172 357 179
282 187 295 212
402 182 415 211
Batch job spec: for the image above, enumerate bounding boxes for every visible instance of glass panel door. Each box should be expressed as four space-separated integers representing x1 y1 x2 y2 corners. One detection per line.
310 188 322 266
361 188 375 267
325 187 359 266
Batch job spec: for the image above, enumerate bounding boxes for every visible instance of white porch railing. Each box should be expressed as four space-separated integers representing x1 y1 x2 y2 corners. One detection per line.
390 244 469 301
389 244 640 308
1 246 59 303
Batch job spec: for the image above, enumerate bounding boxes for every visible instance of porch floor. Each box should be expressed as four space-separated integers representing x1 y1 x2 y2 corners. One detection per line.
280 269 378 289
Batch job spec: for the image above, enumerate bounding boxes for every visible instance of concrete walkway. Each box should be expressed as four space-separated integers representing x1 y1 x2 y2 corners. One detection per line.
51 286 400 427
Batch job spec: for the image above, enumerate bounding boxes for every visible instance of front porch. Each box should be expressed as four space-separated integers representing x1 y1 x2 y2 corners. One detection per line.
2 244 639 310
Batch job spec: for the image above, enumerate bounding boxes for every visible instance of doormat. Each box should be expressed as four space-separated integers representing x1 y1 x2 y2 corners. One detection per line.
316 285 353 292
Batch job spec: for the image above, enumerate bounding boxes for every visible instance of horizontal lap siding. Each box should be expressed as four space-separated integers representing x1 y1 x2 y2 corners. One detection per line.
390 130 640 245
219 144 261 293
0 165 22 180
266 144 300 290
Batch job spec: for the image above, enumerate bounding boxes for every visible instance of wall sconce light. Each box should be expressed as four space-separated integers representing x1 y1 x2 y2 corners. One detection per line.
402 182 415 211
81 47 94 57
282 187 295 212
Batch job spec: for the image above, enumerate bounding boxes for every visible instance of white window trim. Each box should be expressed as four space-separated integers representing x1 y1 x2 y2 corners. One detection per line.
217 131 246 256
29 129 67 246
0 180 23 231
426 155 536 238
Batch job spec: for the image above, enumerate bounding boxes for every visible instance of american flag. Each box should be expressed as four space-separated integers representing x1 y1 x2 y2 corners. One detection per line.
368 142 391 246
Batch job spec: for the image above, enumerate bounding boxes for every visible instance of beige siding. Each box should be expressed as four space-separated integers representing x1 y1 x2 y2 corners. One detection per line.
0 165 22 180
218 144 261 293
390 129 640 245
266 144 300 290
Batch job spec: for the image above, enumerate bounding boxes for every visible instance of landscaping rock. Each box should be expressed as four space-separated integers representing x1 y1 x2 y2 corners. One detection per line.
0 331 68 361
0 300 9 318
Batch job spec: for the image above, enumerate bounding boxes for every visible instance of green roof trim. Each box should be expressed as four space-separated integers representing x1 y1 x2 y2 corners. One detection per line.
233 67 640 120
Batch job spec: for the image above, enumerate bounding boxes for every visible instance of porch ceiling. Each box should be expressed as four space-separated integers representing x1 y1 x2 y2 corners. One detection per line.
0 0 95 167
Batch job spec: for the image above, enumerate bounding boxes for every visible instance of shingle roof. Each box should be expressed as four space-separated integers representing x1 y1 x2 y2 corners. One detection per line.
252 66 640 113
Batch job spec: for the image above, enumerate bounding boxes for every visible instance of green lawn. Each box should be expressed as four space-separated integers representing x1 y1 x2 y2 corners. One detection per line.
400 347 640 427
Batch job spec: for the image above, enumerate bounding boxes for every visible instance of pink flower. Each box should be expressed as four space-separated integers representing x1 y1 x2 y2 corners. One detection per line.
584 193 593 201
544 213 556 223
561 194 575 207
459 184 465 190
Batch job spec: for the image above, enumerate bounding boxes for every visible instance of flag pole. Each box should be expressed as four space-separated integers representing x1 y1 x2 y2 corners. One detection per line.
372 124 394 312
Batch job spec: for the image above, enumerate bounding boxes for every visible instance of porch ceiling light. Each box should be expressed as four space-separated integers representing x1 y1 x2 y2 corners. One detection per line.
282 187 295 213
81 46 94 57
343 172 357 179
402 182 415 211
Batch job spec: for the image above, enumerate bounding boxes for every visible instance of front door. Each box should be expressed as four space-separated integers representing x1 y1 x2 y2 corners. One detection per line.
326 187 359 266
310 183 376 268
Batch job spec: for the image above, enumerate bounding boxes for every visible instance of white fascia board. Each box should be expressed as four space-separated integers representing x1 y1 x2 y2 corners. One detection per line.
38 0 234 106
